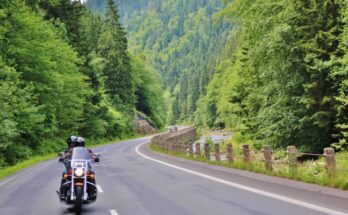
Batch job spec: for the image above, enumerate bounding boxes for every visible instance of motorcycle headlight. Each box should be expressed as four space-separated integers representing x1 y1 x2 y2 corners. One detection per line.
74 168 84 177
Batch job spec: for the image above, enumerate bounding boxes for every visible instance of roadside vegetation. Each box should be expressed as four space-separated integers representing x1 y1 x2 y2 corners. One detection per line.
195 0 348 153
0 0 165 169
88 0 348 155
150 142 348 190
177 0 348 188
1 0 348 182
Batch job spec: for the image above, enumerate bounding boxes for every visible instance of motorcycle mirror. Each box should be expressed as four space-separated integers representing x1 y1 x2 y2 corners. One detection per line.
94 153 101 158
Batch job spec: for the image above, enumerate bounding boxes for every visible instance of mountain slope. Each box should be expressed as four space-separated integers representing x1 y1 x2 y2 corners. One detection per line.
86 0 232 122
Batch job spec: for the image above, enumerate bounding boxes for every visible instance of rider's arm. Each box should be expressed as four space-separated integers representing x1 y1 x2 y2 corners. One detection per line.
63 148 73 160
87 149 95 159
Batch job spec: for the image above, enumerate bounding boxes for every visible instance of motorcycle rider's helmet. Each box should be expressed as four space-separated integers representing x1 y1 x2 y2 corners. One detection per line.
75 137 86 147
67 135 77 147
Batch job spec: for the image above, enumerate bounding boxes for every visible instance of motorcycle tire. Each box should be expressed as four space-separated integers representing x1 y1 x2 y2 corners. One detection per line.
74 186 83 215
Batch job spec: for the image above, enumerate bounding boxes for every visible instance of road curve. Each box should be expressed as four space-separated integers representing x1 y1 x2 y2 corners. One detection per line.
1 136 348 215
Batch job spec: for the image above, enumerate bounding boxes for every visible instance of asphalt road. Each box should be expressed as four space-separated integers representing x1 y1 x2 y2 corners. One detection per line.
1 136 348 215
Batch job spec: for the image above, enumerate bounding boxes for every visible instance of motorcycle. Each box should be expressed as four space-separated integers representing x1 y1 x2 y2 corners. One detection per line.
57 147 100 214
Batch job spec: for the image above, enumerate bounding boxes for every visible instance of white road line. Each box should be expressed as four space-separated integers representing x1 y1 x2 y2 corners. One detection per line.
97 185 104 193
110 209 119 215
135 142 347 215
0 168 32 187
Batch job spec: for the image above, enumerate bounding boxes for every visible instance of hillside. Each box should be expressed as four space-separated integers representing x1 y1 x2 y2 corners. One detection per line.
0 0 165 167
87 0 348 152
87 0 232 122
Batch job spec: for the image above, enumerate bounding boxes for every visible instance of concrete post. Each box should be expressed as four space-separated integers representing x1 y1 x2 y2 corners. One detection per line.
177 142 182 153
263 145 273 171
171 142 176 151
189 144 193 157
195 143 201 156
214 144 221 161
287 145 297 175
324 147 336 178
242 144 250 163
181 142 187 154
226 143 234 162
204 143 210 160
177 142 181 152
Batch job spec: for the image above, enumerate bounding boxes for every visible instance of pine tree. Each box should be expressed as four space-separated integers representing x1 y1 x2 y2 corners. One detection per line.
334 1 348 148
98 0 134 111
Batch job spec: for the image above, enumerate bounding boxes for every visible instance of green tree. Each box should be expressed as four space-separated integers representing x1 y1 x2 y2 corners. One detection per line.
98 0 134 111
0 0 89 165
131 53 166 128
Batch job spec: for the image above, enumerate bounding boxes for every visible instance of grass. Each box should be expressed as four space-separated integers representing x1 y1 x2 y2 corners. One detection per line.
86 133 149 148
150 143 348 190
0 133 150 180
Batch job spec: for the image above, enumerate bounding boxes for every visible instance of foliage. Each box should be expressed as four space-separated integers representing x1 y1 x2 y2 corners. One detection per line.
86 0 232 123
131 53 166 128
196 0 348 152
0 0 88 165
87 0 348 152
98 0 134 112
0 0 165 167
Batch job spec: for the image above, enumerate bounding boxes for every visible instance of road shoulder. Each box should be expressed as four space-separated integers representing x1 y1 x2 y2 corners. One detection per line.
138 141 348 213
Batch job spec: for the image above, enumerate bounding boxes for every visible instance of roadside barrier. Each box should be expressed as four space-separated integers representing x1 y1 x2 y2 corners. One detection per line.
151 126 198 152
153 130 346 181
217 144 340 179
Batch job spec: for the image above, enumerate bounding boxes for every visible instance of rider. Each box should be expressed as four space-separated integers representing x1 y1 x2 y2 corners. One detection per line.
63 136 96 160
59 136 97 200
62 136 77 160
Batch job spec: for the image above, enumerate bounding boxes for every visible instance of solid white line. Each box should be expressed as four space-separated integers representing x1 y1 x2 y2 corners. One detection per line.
0 168 31 187
110 209 119 215
135 142 347 215
97 185 104 193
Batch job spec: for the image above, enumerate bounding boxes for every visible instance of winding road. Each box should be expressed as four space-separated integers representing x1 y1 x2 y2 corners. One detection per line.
1 136 348 215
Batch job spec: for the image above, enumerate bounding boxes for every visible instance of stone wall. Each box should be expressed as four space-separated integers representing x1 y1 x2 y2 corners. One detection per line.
152 127 198 152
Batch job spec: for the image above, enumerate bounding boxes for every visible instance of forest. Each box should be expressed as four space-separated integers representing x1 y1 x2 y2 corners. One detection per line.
87 0 232 123
0 0 165 167
87 0 348 152
1 0 348 167
195 0 348 152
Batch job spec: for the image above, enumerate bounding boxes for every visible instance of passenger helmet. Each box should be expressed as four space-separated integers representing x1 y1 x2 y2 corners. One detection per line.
75 137 85 147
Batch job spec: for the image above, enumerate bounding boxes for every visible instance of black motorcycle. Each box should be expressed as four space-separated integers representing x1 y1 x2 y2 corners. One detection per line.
57 147 100 214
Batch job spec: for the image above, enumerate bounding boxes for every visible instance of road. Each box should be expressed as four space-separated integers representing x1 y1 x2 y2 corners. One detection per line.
1 136 348 215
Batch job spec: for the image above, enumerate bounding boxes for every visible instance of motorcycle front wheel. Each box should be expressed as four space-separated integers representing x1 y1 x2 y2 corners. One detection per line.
74 186 83 215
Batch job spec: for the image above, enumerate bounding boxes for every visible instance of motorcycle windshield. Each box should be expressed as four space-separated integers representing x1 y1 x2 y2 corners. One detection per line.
71 147 90 160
